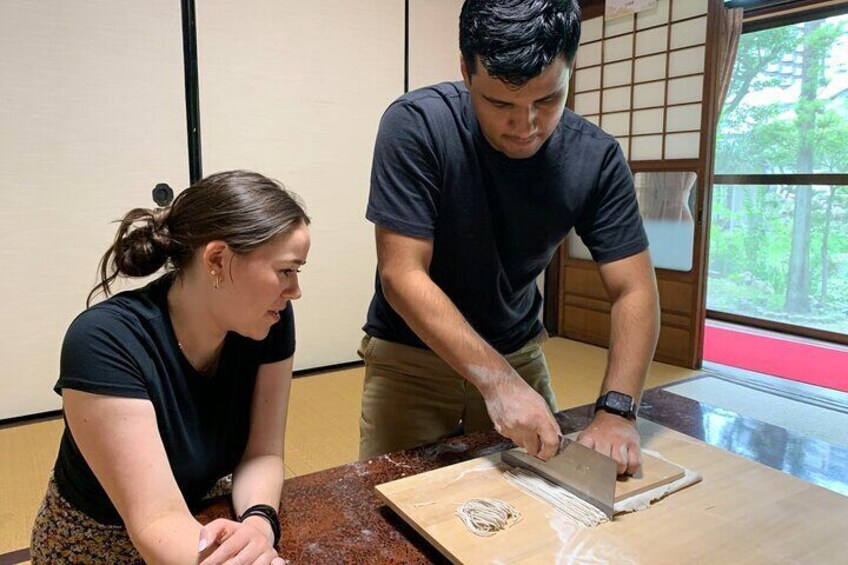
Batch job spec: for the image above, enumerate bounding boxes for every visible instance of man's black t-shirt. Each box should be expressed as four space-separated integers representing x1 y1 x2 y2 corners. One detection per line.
365 81 648 354
53 274 295 525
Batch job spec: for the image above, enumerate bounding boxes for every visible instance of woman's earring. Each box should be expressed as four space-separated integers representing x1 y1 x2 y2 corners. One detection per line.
210 270 220 290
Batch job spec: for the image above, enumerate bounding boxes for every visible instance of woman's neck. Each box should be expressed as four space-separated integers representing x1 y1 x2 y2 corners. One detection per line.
167 274 227 374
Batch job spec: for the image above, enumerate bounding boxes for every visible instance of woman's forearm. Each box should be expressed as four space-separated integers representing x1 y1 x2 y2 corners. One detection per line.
232 454 285 529
130 510 204 565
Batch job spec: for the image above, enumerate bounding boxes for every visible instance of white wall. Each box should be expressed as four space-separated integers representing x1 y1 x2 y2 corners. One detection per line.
0 1 188 419
409 0 464 90
196 0 405 370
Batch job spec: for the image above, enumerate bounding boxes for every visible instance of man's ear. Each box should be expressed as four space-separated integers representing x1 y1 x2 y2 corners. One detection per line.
460 54 472 86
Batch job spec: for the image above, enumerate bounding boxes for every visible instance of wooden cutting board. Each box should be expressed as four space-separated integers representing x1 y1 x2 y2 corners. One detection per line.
376 421 848 564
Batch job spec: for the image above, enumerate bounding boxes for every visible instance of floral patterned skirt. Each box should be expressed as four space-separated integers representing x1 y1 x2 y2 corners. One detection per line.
30 476 141 564
30 475 233 564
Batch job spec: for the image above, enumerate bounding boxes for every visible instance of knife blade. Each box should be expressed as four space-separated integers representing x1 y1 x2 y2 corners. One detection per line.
501 436 617 518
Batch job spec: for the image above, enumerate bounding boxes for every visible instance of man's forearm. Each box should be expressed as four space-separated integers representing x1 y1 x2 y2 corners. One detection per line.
601 285 660 403
381 269 513 394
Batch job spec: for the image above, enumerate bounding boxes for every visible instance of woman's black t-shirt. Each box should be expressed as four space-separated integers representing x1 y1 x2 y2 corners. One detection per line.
53 274 295 525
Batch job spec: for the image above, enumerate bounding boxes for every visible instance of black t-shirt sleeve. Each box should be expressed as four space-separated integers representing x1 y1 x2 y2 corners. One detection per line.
55 307 149 400
575 141 649 263
366 101 441 239
259 301 295 364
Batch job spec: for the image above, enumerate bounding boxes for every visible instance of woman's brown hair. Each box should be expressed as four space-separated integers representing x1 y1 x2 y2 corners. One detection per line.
88 170 310 306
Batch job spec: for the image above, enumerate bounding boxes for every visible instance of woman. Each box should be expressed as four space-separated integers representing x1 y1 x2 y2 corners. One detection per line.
31 170 310 564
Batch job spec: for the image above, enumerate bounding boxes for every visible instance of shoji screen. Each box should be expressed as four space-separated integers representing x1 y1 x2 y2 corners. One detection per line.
560 0 719 368
573 0 708 161
0 1 188 419
408 0 464 90
196 1 405 370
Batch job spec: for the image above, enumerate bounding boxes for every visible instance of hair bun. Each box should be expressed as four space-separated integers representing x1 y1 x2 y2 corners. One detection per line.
112 209 171 277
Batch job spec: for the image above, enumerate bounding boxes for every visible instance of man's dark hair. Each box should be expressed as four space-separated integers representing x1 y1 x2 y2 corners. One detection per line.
460 0 581 87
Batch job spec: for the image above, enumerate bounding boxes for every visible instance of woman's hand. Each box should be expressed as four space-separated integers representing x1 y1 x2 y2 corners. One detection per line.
198 518 287 565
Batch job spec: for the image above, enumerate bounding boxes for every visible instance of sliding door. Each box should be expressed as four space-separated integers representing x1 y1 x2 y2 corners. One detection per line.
0 1 187 419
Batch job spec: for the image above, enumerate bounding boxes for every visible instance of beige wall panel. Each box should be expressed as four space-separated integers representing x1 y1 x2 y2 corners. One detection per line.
409 0 464 90
602 86 632 112
637 0 671 29
669 45 706 77
605 14 634 37
604 35 634 62
574 91 601 115
603 60 633 88
670 17 707 50
582 17 604 43
576 42 602 68
584 114 600 126
197 0 404 370
634 53 667 83
0 1 187 419
667 75 704 105
575 67 602 92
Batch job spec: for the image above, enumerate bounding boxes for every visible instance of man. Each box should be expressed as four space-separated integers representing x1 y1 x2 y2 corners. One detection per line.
359 0 659 475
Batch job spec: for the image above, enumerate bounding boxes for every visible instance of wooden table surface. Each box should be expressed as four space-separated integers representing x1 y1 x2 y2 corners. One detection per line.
196 388 848 564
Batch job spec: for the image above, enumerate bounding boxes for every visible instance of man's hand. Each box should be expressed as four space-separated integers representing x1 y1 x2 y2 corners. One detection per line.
576 411 641 475
480 370 561 461
198 518 287 565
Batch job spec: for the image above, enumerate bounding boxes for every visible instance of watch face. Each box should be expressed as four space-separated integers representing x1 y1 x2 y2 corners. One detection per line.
606 391 633 412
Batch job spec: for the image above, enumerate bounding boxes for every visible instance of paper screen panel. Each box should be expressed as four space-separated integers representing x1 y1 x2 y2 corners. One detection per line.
577 41 602 68
408 0 463 90
575 67 602 92
197 0 403 369
669 46 706 77
0 0 187 418
631 135 664 160
670 17 708 49
635 53 667 83
603 86 632 112
667 75 704 105
575 91 601 115
666 104 703 132
583 16 603 43
633 108 665 135
636 27 668 56
604 34 634 62
637 0 671 29
605 13 634 37
602 112 631 137
634 81 666 109
664 132 701 159
672 0 709 21
604 60 633 88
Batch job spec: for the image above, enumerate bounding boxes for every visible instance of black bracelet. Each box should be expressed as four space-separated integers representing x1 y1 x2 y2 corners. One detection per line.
238 503 281 547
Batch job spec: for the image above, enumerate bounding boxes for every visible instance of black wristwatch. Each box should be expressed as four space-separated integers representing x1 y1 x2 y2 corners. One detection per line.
594 391 637 420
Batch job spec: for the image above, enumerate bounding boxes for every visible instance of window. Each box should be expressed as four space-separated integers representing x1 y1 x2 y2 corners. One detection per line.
708 11 848 342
